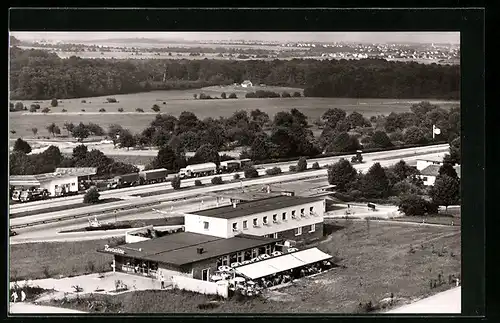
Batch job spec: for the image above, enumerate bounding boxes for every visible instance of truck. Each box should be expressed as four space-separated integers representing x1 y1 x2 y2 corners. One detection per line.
19 188 50 202
351 150 363 163
179 162 217 179
107 173 140 189
220 160 242 173
139 168 168 184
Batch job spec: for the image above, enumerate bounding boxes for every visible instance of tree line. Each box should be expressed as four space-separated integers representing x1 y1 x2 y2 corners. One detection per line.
10 140 138 177
327 158 460 214
10 47 459 100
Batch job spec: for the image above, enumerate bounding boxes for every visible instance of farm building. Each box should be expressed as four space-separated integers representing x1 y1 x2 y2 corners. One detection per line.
419 164 461 186
241 80 253 88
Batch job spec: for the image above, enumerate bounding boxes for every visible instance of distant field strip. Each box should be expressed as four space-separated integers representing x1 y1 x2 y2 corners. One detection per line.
372 148 450 161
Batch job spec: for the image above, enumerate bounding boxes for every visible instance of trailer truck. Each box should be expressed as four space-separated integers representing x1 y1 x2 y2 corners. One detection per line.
139 168 168 184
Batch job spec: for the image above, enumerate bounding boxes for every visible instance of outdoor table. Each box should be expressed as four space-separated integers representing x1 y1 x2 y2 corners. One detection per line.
218 265 231 272
211 275 223 281
261 254 271 259
233 277 246 283
246 281 255 285
272 251 282 256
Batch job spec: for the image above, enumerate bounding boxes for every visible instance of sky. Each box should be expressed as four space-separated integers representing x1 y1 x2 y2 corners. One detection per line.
10 32 459 44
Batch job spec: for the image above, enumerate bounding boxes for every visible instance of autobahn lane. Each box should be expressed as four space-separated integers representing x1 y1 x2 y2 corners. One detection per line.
10 197 228 244
9 150 444 228
10 144 448 214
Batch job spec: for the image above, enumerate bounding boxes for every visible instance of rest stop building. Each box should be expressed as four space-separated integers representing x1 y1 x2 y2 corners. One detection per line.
98 195 332 282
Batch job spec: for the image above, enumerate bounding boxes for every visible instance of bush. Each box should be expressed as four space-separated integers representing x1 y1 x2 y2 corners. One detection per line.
81 100 86 103
41 107 50 113
83 187 100 204
297 157 308 172
62 109 67 112
81 109 86 112
99 108 106 112
42 266 51 278
244 166 259 178
312 162 320 169
293 91 302 97
136 108 144 113
13 138 32 154
106 98 117 103
211 176 224 185
229 93 238 99
118 107 124 112
398 194 429 216
152 104 161 112
29 105 37 113
281 91 291 98
289 165 297 172
265 167 282 176
194 179 203 186
233 173 240 180
171 176 181 190
50 98 58 107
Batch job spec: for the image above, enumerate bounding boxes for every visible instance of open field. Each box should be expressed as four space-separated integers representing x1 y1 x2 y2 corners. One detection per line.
9 237 124 281
10 90 458 137
31 220 460 313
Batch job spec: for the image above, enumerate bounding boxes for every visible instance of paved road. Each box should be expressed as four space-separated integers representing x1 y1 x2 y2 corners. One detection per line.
10 144 448 214
10 197 227 244
9 150 446 229
9 302 86 314
384 287 461 314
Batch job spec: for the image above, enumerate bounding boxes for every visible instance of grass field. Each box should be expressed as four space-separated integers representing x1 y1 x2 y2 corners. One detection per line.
9 237 125 281
9 88 458 137
37 220 460 313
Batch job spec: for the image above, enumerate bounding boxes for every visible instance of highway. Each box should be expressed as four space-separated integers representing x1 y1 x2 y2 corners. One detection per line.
9 196 229 244
9 149 447 229
10 144 448 214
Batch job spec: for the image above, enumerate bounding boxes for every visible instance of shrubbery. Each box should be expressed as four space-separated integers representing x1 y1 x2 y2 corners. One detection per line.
243 166 259 178
211 176 224 185
194 179 203 186
265 167 282 176
83 187 100 204
171 176 181 190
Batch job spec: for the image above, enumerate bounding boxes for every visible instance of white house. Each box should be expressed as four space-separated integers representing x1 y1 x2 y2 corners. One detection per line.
184 195 325 243
241 80 253 88
416 155 445 171
419 164 461 186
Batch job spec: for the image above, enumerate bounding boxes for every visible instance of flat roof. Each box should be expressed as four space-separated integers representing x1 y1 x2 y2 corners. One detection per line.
98 232 281 266
55 167 97 177
10 172 78 184
192 195 323 219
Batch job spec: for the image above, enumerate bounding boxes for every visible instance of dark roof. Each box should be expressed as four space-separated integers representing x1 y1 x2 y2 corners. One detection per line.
192 195 323 219
147 235 281 266
420 165 441 176
98 232 280 266
420 165 461 178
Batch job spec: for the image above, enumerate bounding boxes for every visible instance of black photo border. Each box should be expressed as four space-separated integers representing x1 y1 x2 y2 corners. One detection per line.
5 7 486 322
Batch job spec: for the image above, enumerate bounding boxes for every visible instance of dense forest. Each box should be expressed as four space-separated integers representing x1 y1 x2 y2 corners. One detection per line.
10 47 459 100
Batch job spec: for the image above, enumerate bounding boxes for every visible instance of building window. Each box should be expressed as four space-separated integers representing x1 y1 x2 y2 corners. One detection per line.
243 220 248 229
251 248 258 258
282 212 287 220
273 232 278 239
423 177 428 181
295 227 302 236
292 210 296 218
273 214 278 222
309 224 316 233
201 268 210 281
309 206 314 213
253 218 258 227
71 182 75 186
221 255 229 266
266 245 271 255
55 185 59 189
232 223 238 231
300 208 305 216
237 252 244 263
203 221 209 230
263 216 268 225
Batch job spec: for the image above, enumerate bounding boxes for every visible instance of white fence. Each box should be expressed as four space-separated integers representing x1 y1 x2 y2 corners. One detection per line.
171 275 228 298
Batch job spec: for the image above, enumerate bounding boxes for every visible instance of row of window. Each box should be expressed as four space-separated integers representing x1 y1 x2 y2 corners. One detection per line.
264 224 316 238
230 206 316 231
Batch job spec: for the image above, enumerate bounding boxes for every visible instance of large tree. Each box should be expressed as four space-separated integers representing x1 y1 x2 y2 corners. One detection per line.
438 162 459 179
370 130 393 148
326 132 360 153
193 143 220 166
154 145 178 171
322 108 346 129
360 162 390 198
71 122 90 142
250 132 272 161
429 175 460 211
13 138 32 154
398 194 429 216
346 111 369 129
72 144 88 162
176 111 200 134
250 109 270 128
403 126 428 145
117 129 136 150
327 158 357 192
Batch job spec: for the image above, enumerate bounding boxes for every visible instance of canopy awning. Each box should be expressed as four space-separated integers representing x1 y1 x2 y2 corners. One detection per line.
235 247 332 280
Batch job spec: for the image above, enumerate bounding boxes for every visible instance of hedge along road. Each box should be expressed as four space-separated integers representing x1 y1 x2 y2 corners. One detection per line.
10 143 449 214
10 150 445 229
